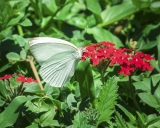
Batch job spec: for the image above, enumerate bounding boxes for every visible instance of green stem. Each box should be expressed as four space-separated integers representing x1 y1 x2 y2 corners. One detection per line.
100 60 110 86
101 69 105 86
129 75 141 112
17 25 24 36
17 82 24 96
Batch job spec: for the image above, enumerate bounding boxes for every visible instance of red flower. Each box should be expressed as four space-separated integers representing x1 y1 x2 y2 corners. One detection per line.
82 41 115 66
82 41 154 76
16 74 37 83
0 74 12 80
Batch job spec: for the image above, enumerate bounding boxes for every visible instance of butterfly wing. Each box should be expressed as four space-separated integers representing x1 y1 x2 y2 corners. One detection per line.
29 37 82 87
40 51 80 87
29 37 80 65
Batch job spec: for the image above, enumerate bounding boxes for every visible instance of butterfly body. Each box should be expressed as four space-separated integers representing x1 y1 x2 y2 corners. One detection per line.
29 37 82 87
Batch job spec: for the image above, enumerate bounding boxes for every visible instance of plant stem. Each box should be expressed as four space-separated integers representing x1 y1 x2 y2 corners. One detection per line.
129 75 141 112
17 25 24 36
17 82 23 96
100 60 111 85
27 56 44 90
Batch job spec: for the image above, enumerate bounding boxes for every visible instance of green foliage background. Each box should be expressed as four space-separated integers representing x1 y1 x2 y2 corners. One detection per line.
0 0 160 127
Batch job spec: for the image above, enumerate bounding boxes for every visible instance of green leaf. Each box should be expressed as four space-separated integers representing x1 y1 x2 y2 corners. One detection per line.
132 0 151 9
87 27 123 47
0 80 8 98
95 77 118 126
56 3 72 20
0 63 14 73
100 1 137 27
0 96 38 128
39 109 59 127
26 124 39 128
19 18 32 26
131 0 141 8
7 12 25 27
23 82 41 93
67 16 87 29
42 0 58 15
150 60 160 73
151 75 160 87
136 111 146 126
67 93 77 110
44 84 60 98
116 104 136 123
137 23 160 51
20 50 27 59
6 52 20 61
76 61 96 102
150 1 160 14
86 0 101 15
146 114 160 127
72 111 94 128
157 35 160 69
46 95 61 111
115 112 128 128
12 0 30 11
12 34 27 47
133 78 160 110
0 1 12 30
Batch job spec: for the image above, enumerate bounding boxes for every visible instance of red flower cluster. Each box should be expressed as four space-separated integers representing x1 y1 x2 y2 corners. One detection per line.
82 42 116 66
82 41 154 76
0 74 12 80
0 74 37 83
16 74 37 83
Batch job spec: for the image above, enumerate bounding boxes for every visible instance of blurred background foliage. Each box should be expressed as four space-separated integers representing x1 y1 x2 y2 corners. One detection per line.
0 0 160 127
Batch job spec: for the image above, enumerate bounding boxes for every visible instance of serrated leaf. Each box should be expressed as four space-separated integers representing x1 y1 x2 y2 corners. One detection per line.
95 77 118 126
71 111 94 128
6 52 20 61
72 112 87 126
115 112 128 128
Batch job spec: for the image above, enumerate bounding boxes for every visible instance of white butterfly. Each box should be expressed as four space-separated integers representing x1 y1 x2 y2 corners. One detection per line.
29 37 83 87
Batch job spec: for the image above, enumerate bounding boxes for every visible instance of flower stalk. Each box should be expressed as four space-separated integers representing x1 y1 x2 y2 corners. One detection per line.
27 56 44 90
